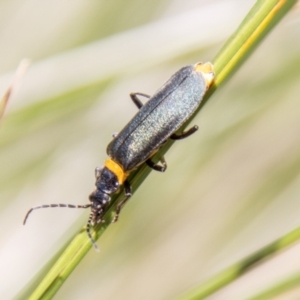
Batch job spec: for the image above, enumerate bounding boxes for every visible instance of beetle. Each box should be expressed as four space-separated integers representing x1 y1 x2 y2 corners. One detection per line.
23 62 214 251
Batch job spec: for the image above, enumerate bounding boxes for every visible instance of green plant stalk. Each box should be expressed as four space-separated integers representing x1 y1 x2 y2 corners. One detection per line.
26 0 297 299
249 269 300 300
210 0 295 93
177 226 300 300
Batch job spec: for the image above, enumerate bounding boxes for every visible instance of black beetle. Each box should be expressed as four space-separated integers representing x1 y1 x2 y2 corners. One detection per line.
24 62 214 251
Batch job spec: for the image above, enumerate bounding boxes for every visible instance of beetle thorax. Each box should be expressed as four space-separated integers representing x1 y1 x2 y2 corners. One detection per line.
96 167 120 194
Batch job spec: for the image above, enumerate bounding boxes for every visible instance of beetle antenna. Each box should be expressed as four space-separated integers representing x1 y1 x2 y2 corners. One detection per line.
23 203 91 225
86 212 100 252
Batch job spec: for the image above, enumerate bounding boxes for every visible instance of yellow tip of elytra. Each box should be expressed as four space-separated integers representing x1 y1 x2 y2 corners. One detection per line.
194 62 215 88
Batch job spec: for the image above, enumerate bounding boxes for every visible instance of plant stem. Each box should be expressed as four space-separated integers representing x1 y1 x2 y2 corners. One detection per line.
177 226 300 300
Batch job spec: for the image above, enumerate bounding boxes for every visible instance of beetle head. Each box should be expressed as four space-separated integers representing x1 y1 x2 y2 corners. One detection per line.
88 189 110 225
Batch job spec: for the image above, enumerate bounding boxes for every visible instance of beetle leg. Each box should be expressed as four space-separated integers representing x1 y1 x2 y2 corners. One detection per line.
112 180 132 223
146 156 167 172
170 125 199 140
130 92 150 109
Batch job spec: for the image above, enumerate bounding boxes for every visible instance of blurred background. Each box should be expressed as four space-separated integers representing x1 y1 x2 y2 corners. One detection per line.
1 0 300 299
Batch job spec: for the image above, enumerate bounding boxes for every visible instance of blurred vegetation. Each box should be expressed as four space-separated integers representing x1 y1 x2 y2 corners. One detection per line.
0 1 300 299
